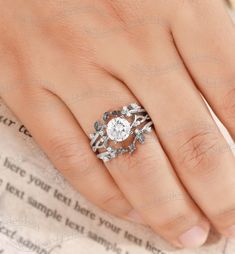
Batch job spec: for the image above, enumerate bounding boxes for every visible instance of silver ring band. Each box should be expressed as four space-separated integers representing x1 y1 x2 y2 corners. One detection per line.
89 103 154 162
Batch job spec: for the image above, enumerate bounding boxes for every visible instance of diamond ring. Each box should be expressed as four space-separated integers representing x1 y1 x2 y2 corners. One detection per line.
89 103 154 162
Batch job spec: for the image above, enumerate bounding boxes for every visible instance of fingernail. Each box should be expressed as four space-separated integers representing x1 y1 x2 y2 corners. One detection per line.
225 225 235 238
178 226 208 248
126 210 146 224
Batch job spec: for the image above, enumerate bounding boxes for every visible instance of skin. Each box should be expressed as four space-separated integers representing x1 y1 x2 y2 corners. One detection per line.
0 0 235 249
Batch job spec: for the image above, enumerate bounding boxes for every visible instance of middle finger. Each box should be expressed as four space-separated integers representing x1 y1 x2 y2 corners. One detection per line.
110 28 235 239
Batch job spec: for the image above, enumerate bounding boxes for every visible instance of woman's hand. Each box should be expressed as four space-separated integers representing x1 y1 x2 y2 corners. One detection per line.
1 0 235 249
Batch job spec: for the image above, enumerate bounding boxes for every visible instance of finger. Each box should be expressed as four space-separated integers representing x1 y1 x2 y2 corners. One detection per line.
0 85 138 222
53 69 210 248
170 0 235 140
108 27 235 239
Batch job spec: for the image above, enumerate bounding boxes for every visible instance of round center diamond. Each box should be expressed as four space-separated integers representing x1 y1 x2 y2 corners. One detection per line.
106 117 131 142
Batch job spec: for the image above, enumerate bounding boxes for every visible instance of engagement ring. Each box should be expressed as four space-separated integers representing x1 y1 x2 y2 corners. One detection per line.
89 103 154 162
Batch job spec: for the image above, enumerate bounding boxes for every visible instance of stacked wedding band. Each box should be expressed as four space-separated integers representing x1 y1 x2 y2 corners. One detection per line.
89 103 154 162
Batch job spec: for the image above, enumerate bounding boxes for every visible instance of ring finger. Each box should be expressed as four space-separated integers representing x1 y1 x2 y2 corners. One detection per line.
52 67 210 248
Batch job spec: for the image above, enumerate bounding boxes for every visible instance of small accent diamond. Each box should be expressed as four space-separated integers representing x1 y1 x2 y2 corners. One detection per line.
130 103 141 109
103 112 109 121
136 133 145 144
89 133 95 139
129 143 136 153
94 121 102 131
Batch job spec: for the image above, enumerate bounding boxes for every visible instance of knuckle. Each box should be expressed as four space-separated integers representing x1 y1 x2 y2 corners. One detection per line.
173 0 222 28
177 0 218 13
210 204 235 228
125 151 160 183
48 135 93 176
136 191 186 211
100 192 128 212
176 129 222 176
129 151 157 172
155 211 196 234
173 0 201 24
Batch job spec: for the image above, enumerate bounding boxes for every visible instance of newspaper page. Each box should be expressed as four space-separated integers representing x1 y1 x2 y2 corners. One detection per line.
0 7 235 254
